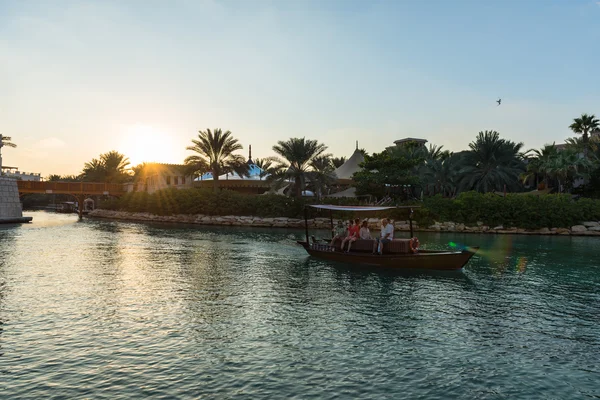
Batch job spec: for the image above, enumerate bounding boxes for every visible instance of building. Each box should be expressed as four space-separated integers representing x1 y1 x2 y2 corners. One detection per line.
194 146 271 194
125 163 193 194
386 138 427 150
333 147 365 185
0 166 41 181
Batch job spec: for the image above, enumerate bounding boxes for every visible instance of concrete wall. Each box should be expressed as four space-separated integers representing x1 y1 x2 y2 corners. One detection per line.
0 176 24 220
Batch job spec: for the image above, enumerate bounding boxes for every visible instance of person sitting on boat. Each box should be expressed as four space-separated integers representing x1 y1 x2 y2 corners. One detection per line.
341 218 360 252
330 220 347 248
359 220 371 240
373 218 394 255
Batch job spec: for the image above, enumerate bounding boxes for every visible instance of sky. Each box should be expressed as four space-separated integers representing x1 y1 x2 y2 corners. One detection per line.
1 0 599 176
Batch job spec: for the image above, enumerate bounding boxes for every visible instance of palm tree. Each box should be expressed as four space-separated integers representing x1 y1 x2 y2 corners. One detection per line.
459 130 525 193
0 134 17 172
565 135 600 154
184 128 249 192
254 158 274 180
101 151 131 183
569 113 599 146
331 156 347 169
307 155 336 199
82 158 106 182
425 144 450 161
271 137 328 197
80 151 130 183
545 148 594 192
420 154 459 197
521 143 558 188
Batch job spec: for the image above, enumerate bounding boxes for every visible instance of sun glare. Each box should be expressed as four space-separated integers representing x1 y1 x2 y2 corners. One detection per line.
118 124 178 167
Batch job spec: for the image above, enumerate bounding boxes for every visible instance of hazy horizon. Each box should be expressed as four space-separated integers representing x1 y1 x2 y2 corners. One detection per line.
1 0 599 176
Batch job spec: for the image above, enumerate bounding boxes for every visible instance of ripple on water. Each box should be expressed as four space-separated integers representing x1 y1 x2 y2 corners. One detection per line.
1 212 600 398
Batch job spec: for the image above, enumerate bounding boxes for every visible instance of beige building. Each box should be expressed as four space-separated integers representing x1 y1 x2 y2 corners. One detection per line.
125 163 193 194
1 166 41 181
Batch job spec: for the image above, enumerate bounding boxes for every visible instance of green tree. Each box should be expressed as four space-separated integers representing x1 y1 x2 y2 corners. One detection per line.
307 155 336 199
185 128 249 192
101 151 131 183
254 158 274 180
81 158 106 182
81 151 131 183
459 130 525 193
47 174 80 182
522 143 559 188
545 148 595 192
270 137 328 197
353 148 424 199
569 113 599 146
419 152 461 197
331 156 346 168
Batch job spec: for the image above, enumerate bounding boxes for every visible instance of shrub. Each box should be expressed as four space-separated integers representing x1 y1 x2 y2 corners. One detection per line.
99 189 600 229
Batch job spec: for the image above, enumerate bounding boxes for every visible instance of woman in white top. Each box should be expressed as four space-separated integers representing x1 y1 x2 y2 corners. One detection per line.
359 220 371 240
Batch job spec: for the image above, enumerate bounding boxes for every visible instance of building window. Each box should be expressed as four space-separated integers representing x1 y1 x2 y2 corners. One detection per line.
181 176 186 184
166 176 171 185
174 176 179 185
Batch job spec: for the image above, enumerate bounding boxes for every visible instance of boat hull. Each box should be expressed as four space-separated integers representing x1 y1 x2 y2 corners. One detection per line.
298 242 477 271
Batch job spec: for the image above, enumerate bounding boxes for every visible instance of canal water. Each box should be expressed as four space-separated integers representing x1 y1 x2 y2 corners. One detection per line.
1 211 599 399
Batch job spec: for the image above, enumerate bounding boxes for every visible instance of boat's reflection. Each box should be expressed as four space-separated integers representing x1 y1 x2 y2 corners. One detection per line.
301 256 473 283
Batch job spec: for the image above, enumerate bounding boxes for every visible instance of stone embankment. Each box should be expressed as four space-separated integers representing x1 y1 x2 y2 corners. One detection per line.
425 221 600 236
88 209 600 236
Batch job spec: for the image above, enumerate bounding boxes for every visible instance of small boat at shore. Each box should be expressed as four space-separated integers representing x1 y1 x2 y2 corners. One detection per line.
298 205 478 271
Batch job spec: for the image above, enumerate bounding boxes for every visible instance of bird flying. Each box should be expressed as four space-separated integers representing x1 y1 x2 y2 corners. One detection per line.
496 98 502 106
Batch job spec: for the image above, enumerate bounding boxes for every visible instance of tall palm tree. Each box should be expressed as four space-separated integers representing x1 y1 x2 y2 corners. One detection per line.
80 151 130 183
307 155 336 199
0 134 17 172
101 151 131 183
419 154 459 196
425 144 449 161
82 158 106 182
185 128 249 192
459 130 525 193
569 113 599 145
271 137 328 197
521 143 558 188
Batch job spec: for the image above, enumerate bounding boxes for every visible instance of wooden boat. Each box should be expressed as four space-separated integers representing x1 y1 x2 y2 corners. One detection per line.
298 205 478 271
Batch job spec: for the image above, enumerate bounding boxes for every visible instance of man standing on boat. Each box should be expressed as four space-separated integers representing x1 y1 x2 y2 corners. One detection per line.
373 218 394 255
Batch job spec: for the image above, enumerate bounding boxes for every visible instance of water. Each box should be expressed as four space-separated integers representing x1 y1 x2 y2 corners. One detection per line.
1 211 599 399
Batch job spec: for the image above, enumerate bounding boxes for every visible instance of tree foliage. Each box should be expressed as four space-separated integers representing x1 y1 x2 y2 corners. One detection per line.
569 113 599 145
270 137 329 197
81 151 131 183
458 130 525 193
184 128 248 192
353 146 424 198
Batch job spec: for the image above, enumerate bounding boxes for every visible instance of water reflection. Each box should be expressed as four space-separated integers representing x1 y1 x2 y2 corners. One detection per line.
1 212 600 398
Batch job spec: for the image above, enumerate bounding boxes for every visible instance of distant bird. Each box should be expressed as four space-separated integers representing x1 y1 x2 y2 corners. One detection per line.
496 98 502 106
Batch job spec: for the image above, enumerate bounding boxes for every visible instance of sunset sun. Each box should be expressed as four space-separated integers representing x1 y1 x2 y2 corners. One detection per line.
118 124 179 167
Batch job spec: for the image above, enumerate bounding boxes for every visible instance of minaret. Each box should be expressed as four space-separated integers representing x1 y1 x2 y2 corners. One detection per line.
248 144 253 164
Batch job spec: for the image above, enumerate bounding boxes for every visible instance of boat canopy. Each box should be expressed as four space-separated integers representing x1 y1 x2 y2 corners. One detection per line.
307 205 419 212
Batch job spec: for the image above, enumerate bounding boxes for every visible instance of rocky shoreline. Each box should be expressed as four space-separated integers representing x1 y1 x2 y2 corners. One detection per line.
88 209 600 236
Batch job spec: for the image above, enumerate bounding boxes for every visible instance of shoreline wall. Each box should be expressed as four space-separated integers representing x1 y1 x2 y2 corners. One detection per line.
88 209 600 236
0 176 28 223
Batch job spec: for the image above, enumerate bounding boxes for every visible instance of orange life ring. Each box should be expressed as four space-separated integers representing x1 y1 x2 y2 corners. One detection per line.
409 237 420 253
